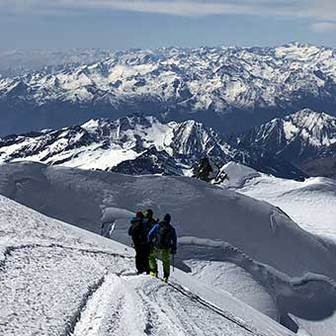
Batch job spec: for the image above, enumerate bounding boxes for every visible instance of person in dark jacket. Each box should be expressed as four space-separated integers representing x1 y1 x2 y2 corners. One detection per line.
147 213 177 282
128 211 150 274
143 209 158 232
193 156 213 182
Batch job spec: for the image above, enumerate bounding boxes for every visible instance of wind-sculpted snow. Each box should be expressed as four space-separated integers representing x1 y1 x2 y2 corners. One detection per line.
0 161 335 335
222 162 336 240
178 237 336 321
0 195 295 336
0 162 333 279
1 43 336 135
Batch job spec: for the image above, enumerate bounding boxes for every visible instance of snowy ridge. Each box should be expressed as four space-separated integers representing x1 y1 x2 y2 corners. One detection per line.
0 114 232 169
0 161 336 335
0 194 297 336
0 161 333 279
0 114 306 180
221 161 336 240
237 109 336 177
1 42 336 135
178 235 336 335
283 110 336 147
239 109 336 151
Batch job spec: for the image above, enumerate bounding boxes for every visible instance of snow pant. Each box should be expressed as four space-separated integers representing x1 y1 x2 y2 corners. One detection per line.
134 244 150 274
149 248 171 278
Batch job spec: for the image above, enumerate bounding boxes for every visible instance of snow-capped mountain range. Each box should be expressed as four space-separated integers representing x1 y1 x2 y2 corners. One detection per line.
0 113 307 180
1 108 335 179
1 42 336 135
237 109 336 177
2 44 336 336
0 49 115 77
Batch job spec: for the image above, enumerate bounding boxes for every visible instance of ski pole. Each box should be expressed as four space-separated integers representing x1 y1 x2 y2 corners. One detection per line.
172 254 175 272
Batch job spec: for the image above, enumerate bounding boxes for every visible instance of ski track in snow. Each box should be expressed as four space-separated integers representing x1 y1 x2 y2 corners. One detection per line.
72 273 257 336
0 242 133 266
0 237 267 336
0 244 131 336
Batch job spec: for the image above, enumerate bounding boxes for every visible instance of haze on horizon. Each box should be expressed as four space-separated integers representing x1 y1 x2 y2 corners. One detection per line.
1 0 336 51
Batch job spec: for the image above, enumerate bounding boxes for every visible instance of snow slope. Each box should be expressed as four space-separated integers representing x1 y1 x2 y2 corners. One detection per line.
222 161 336 239
0 194 295 336
0 161 332 277
0 161 336 335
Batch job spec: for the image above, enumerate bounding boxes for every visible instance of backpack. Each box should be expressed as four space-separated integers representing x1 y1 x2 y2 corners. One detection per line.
145 217 158 234
156 222 173 249
130 220 147 245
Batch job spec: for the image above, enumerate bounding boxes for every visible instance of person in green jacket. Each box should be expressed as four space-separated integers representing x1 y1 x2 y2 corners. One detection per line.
147 214 177 283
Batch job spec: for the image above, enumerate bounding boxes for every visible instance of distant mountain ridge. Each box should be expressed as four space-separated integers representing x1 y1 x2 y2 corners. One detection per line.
236 109 336 177
1 42 336 135
0 49 115 77
0 114 306 180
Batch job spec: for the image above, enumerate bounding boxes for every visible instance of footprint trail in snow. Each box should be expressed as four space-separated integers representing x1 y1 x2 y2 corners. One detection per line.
72 274 253 336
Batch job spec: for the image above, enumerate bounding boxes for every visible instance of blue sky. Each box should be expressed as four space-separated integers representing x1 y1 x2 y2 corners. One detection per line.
1 0 336 50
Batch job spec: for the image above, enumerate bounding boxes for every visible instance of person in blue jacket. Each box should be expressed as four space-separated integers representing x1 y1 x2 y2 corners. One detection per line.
147 213 177 282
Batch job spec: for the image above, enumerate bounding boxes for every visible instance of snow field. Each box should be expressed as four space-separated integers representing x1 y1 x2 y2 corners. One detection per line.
222 162 336 239
0 195 294 336
0 162 336 335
